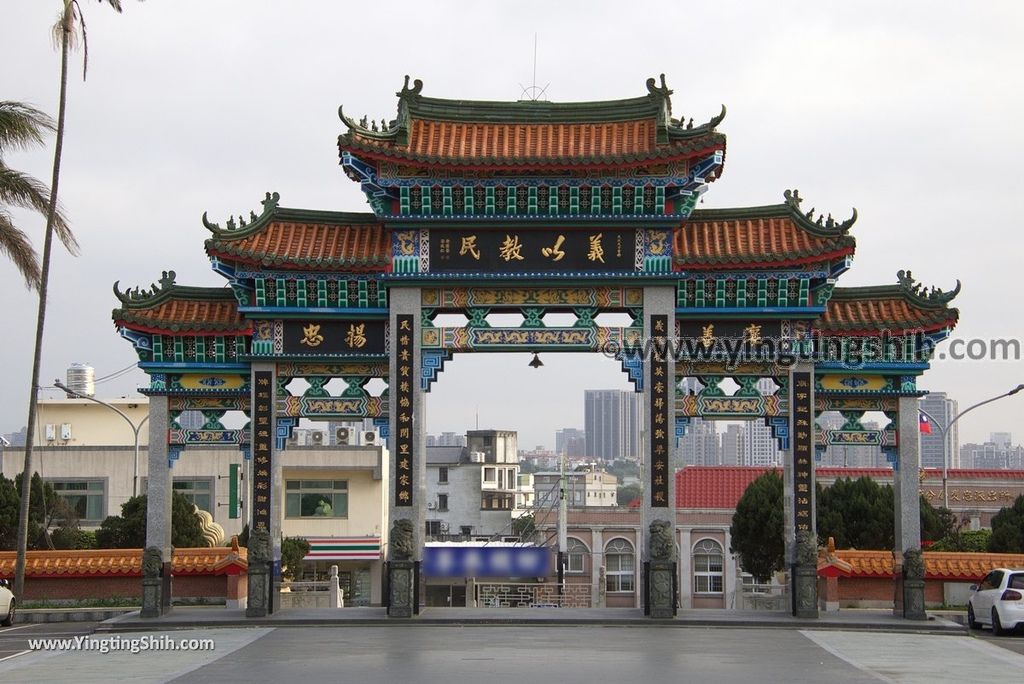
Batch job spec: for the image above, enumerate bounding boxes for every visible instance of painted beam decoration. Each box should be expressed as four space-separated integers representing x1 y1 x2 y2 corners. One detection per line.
427 228 634 272
281 319 386 355
791 370 814 535
394 314 415 506
650 314 671 508
252 370 274 532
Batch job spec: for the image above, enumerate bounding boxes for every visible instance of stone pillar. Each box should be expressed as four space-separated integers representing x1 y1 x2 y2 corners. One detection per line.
724 528 737 610
226 572 248 610
142 395 171 617
894 395 926 619
591 528 604 607
643 284 676 618
789 363 817 618
387 287 424 618
678 528 692 609
247 362 278 617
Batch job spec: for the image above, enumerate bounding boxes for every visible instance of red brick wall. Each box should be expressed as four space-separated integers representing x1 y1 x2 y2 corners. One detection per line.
21 575 228 601
837 577 945 607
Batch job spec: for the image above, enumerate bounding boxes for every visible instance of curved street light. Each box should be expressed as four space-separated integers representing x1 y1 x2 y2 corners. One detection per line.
54 380 149 497
919 383 1024 508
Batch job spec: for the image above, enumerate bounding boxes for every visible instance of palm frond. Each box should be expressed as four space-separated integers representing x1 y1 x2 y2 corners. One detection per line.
0 102 55 155
0 165 79 256
103 0 126 12
0 211 42 290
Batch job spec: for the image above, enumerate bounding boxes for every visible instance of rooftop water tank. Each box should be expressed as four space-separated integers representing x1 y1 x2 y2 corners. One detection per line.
66 363 95 398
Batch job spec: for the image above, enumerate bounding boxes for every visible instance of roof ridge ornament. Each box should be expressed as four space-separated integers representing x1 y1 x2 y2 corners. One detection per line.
397 74 424 101
784 189 857 235
202 191 280 235
896 269 961 307
113 269 177 305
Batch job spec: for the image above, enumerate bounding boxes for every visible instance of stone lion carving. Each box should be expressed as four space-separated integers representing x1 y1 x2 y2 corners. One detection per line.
391 519 415 560
795 530 818 566
649 520 676 562
142 546 163 579
903 548 925 579
248 528 271 563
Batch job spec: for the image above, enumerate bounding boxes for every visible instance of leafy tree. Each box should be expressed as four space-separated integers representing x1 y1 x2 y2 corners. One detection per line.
95 492 205 549
51 528 97 550
16 0 144 599
1 472 82 550
988 495 1024 553
281 537 311 580
0 474 20 550
930 528 991 553
0 101 74 288
512 512 536 540
817 477 952 549
617 483 642 507
729 470 785 582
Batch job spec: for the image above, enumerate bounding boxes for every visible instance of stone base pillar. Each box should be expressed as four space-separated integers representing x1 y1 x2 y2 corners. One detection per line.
792 563 818 618
141 577 162 618
388 560 415 618
902 576 927 620
246 563 269 617
649 561 675 618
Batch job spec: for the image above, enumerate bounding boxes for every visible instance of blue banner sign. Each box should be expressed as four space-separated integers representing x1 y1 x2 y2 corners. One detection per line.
423 545 552 578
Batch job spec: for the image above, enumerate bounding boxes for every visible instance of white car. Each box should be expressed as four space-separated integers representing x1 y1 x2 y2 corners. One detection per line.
0 579 14 627
967 567 1024 636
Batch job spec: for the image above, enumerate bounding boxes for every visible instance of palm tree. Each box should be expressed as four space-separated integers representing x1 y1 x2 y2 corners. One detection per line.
0 101 74 289
15 0 139 599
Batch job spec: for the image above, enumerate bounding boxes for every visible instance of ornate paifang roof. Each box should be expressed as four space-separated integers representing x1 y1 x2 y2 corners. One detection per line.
673 189 857 269
818 271 960 336
112 270 250 336
0 546 248 579
203 192 388 272
338 75 727 171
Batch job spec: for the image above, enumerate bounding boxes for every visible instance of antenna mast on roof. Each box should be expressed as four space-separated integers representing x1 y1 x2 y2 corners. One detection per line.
519 33 549 101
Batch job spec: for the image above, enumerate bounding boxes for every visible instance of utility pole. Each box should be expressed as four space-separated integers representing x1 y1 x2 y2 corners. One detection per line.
557 449 568 595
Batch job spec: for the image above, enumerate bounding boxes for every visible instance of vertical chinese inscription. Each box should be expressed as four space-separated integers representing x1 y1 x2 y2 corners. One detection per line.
395 314 414 507
791 370 814 534
650 314 670 508
252 370 273 532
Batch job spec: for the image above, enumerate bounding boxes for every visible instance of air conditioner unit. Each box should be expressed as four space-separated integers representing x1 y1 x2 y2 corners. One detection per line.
311 432 324 445
335 427 350 445
427 502 437 510
60 423 72 440
286 434 299 446
362 431 376 444
45 424 56 441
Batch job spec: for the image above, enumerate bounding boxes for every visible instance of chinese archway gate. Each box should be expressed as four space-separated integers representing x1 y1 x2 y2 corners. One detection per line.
113 75 959 619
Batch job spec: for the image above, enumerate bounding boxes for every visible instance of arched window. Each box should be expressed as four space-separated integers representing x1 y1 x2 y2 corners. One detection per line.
567 538 588 574
605 538 635 593
693 538 724 594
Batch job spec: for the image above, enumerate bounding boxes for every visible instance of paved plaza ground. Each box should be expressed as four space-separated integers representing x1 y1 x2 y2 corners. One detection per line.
1 619 1022 683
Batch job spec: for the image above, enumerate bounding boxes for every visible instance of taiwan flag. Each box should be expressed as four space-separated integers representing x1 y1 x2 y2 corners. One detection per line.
919 414 933 434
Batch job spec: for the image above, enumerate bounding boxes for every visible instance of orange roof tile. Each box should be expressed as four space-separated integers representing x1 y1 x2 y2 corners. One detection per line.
113 292 250 336
206 220 390 272
819 290 959 335
673 213 855 270
0 547 247 579
825 550 1024 581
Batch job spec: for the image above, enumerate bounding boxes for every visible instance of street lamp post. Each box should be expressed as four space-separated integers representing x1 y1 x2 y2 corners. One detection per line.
919 383 1024 508
54 380 150 497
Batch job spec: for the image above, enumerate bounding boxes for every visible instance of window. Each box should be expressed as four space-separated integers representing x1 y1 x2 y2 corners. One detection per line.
693 539 724 594
173 478 213 512
49 480 104 522
498 469 504 489
285 480 348 518
484 467 496 482
567 538 588 574
437 494 448 512
425 520 442 537
460 526 473 537
438 467 449 484
605 538 635 592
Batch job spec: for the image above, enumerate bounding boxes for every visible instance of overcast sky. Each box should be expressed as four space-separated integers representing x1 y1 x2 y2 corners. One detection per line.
2 1 1022 451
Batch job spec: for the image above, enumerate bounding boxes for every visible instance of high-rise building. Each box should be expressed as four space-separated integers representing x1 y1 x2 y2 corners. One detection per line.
680 418 720 466
584 390 643 461
743 419 781 467
919 393 958 469
555 428 586 457
721 424 745 465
